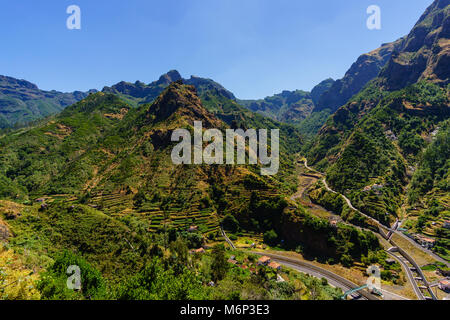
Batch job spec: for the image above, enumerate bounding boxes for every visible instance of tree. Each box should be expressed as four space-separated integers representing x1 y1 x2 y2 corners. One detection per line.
133 189 147 207
184 232 204 249
263 229 278 246
210 244 229 282
340 254 353 268
170 237 189 270
37 250 106 300
116 258 208 300
222 214 240 233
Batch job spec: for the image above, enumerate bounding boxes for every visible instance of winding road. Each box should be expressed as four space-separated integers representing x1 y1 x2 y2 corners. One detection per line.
386 251 425 300
221 157 443 300
252 251 414 301
303 157 448 266
301 157 442 300
222 230 408 300
251 251 374 300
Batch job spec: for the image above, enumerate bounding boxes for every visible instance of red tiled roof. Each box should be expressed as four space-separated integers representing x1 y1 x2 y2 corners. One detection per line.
258 256 271 263
268 261 281 269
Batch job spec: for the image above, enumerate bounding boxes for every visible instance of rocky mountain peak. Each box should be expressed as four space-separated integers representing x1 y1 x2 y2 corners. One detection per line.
379 0 450 90
155 70 182 86
146 81 223 128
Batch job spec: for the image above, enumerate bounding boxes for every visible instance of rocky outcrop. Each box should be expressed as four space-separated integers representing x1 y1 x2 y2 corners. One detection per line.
311 78 335 105
313 40 401 113
379 0 450 90
102 70 237 106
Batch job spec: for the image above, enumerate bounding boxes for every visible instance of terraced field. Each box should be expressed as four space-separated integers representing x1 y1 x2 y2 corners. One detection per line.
84 192 221 234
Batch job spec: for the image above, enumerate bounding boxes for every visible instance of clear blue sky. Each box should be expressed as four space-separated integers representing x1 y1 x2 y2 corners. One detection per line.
0 0 433 99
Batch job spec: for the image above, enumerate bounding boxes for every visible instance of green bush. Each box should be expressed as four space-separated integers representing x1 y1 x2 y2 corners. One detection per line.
37 250 106 300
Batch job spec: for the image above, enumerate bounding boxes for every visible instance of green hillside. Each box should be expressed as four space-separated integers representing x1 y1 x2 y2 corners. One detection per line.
0 75 95 128
305 0 450 258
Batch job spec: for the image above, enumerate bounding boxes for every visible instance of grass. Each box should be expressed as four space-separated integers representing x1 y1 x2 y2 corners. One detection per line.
391 233 436 266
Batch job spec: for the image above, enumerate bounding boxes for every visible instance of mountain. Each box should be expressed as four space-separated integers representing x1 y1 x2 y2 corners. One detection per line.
0 75 96 128
238 90 314 123
379 0 450 90
101 70 304 156
3 2 448 300
184 75 237 101
238 79 335 124
102 70 236 107
306 0 450 232
0 79 303 203
311 78 335 105
296 41 402 138
0 80 382 292
313 41 402 114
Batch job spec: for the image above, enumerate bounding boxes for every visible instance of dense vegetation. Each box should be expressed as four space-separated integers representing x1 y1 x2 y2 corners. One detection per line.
1 0 449 300
4 218 343 300
307 82 449 226
309 183 375 230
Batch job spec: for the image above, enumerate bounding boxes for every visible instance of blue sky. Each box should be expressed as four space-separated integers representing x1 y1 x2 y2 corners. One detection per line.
0 0 433 99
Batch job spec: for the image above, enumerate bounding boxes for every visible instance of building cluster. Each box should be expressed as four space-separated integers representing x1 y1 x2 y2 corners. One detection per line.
190 247 205 254
407 233 436 249
438 279 450 292
362 184 384 195
221 255 283 274
257 256 282 271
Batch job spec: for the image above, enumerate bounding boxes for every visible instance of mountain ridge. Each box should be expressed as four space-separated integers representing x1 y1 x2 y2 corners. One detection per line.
305 0 450 237
0 75 97 128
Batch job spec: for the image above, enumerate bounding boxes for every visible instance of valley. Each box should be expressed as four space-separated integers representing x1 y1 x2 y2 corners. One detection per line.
224 157 440 300
0 0 449 302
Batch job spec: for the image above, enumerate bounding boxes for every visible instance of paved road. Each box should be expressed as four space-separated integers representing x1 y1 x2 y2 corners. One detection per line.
303 158 383 226
221 158 437 300
222 226 409 300
252 252 412 300
386 251 424 300
305 157 449 268
301 157 436 299
393 229 450 268
251 252 374 300
220 227 236 249
321 178 381 227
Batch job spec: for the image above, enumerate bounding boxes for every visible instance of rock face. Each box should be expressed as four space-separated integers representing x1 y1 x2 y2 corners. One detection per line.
313 40 401 113
310 78 335 105
0 75 96 128
305 0 450 226
102 70 236 106
310 0 450 137
184 76 236 101
379 0 450 90
155 70 183 86
237 78 335 124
